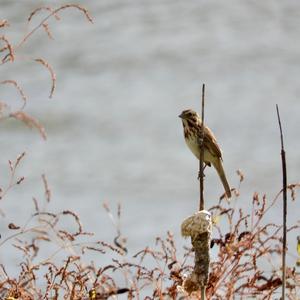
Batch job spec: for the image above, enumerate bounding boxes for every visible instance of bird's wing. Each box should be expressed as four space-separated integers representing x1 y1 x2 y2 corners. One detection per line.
204 126 223 158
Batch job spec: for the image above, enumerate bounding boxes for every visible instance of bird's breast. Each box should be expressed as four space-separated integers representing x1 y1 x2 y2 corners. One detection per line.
185 134 200 159
184 134 215 163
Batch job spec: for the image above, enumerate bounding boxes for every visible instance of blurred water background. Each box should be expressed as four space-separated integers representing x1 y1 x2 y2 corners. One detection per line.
0 0 300 277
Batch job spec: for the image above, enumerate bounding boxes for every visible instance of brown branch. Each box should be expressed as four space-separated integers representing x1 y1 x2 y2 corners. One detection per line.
199 84 205 211
276 104 287 300
199 84 208 300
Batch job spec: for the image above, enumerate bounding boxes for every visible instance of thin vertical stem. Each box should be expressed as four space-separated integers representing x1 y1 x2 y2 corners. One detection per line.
199 84 206 300
276 104 287 300
199 84 205 211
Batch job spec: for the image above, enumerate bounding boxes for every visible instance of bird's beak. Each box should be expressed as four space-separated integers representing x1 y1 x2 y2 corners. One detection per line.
178 113 183 119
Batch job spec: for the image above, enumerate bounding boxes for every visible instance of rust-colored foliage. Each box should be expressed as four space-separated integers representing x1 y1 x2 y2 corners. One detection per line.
1 189 299 299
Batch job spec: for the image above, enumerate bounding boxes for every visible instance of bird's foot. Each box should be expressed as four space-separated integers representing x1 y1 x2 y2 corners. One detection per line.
197 164 208 180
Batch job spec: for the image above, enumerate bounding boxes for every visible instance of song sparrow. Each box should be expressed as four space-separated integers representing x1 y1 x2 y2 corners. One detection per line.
179 109 231 198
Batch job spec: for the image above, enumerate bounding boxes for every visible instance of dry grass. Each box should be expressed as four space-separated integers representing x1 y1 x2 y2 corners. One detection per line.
0 171 299 299
0 3 93 139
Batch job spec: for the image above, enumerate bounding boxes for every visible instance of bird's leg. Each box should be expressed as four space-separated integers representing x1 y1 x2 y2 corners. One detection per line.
197 163 208 180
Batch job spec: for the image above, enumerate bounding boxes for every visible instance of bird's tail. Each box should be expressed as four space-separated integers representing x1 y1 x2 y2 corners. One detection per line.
213 159 231 198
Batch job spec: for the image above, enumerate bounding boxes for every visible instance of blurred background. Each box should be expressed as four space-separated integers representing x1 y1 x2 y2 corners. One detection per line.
0 0 299 273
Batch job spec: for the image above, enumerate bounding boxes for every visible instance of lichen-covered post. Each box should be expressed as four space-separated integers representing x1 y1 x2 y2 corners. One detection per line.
181 210 212 295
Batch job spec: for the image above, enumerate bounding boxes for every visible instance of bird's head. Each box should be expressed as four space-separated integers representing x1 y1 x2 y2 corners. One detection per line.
179 109 200 125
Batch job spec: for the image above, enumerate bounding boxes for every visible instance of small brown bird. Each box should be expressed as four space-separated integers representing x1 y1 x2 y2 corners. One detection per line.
179 109 231 198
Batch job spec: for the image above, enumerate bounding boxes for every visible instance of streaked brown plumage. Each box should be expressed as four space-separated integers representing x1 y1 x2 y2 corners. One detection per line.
179 109 231 198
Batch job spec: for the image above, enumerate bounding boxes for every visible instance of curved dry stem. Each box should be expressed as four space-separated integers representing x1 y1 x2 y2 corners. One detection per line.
28 6 61 22
34 58 56 98
0 35 14 63
0 19 9 28
9 111 47 140
18 4 93 49
0 80 27 109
